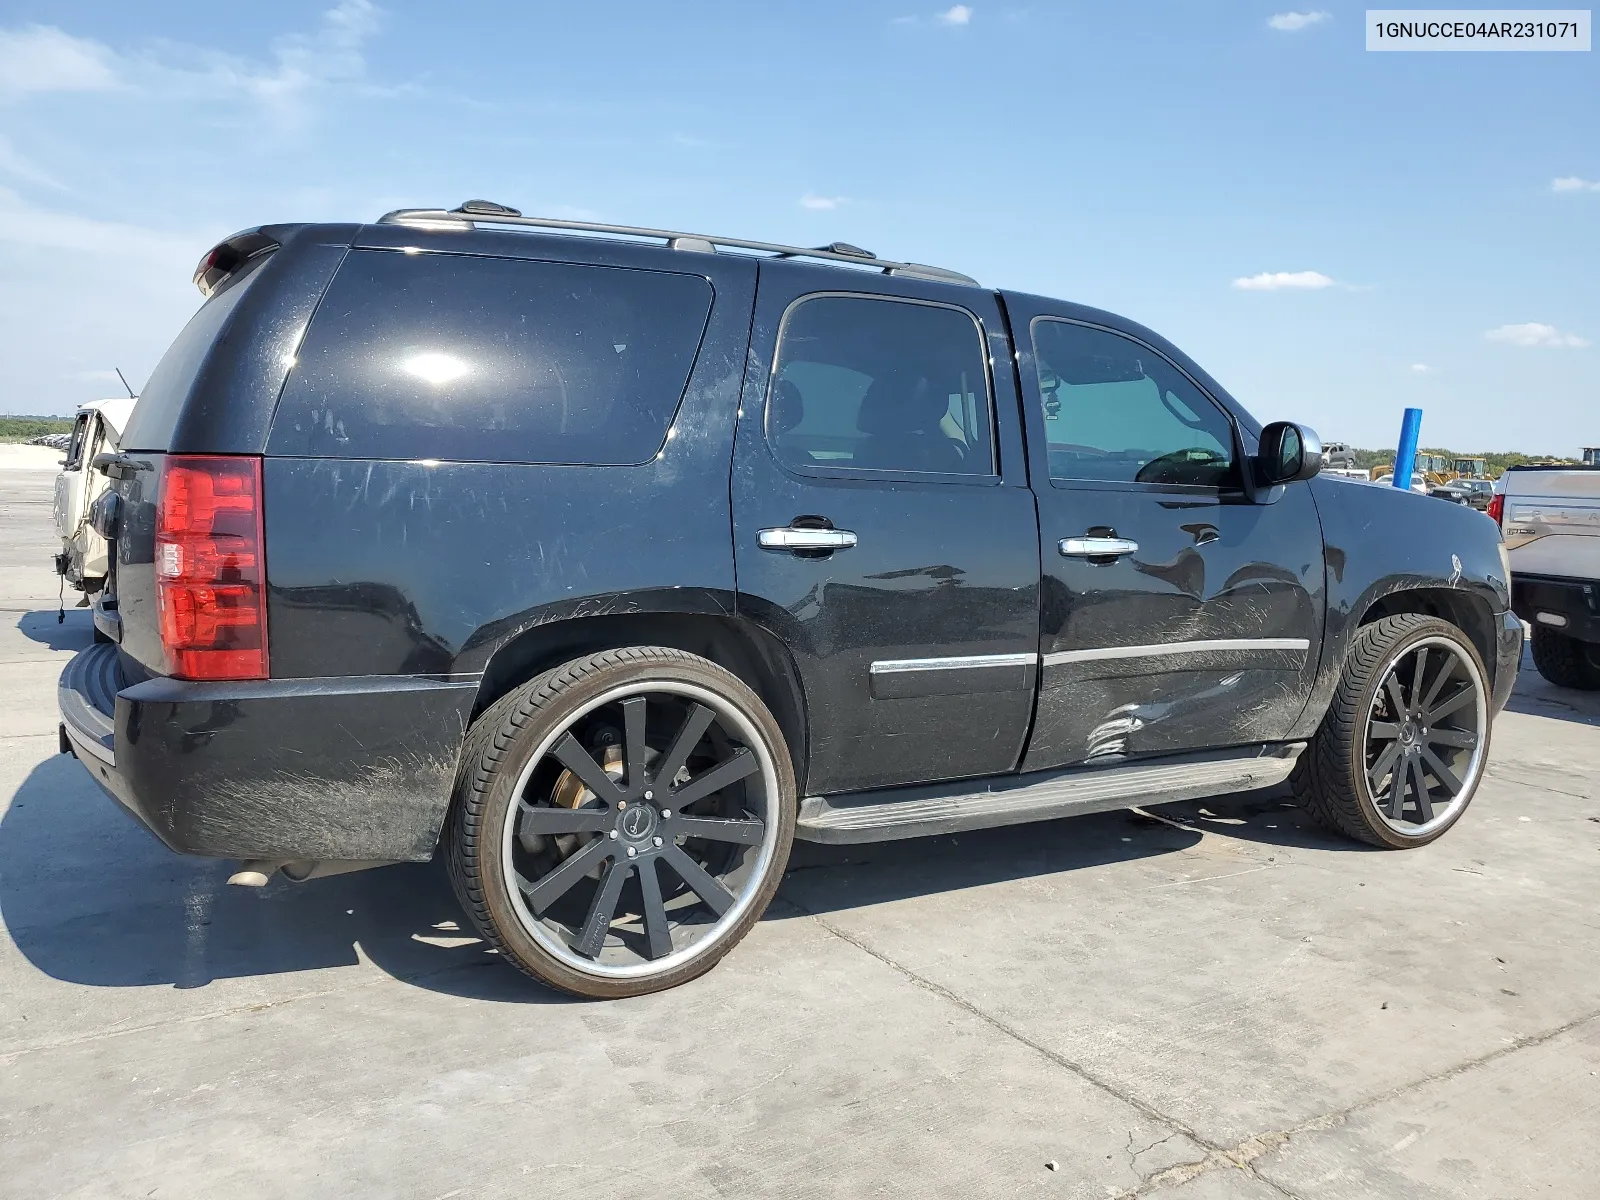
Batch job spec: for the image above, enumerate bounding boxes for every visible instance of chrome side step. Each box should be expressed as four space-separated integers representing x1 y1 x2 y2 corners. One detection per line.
795 743 1305 844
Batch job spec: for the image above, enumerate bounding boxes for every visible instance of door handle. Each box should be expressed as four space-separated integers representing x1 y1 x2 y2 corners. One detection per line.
1059 536 1138 558
759 527 859 552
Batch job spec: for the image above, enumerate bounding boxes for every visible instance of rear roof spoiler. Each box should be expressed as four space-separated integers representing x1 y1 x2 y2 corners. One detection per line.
193 229 280 297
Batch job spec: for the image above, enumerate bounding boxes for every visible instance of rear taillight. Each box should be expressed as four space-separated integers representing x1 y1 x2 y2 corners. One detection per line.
155 455 268 680
1487 493 1504 525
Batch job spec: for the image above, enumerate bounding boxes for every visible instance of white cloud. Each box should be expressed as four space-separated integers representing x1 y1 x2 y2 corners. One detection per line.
0 2 382 127
1232 270 1336 291
1410 363 1431 374
800 193 847 211
894 6 973 27
1552 176 1600 193
0 25 120 100
1484 323 1590 349
0 135 63 188
1268 11 1330 31
0 187 211 267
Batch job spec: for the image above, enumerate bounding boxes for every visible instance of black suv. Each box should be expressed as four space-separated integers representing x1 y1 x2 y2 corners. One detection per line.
59 202 1521 998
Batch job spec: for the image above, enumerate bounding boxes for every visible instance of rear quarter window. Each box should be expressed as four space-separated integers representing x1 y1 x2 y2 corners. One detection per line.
267 250 715 465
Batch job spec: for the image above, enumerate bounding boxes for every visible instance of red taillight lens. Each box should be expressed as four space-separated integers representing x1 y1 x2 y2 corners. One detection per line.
1487 493 1504 525
155 455 268 680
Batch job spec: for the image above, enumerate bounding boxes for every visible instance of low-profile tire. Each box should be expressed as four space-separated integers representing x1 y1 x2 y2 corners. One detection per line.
447 646 797 999
1529 626 1600 691
1292 614 1491 849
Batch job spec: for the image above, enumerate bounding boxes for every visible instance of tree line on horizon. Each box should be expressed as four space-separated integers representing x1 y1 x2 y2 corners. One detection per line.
1344 446 1580 475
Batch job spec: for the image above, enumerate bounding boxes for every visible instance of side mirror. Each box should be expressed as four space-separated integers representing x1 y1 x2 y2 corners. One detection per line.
1257 421 1322 486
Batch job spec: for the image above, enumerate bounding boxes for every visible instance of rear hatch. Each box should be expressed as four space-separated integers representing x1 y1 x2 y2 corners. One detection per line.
98 223 354 683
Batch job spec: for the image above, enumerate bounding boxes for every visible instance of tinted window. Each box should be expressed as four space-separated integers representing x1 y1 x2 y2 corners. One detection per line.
1032 320 1236 488
269 251 713 464
767 295 994 477
63 414 89 469
119 257 268 452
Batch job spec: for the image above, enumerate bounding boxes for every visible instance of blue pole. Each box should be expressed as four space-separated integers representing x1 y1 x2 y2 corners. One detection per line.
1394 407 1422 489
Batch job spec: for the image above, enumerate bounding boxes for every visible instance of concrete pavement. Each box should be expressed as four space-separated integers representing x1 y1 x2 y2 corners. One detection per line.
1 463 1597 1198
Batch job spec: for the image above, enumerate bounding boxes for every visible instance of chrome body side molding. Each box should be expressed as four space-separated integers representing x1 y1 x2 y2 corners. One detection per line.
1042 638 1310 667
867 652 1037 701
869 653 1037 674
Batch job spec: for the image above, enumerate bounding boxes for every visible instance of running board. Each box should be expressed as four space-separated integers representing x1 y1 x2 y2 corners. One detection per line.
795 743 1305 844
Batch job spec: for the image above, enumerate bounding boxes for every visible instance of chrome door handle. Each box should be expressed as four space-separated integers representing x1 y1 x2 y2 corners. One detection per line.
758 527 858 552
1060 536 1138 558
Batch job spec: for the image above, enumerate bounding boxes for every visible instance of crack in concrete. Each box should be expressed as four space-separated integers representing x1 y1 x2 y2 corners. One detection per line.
1127 1128 1181 1166
783 896 1600 1200
777 897 1299 1198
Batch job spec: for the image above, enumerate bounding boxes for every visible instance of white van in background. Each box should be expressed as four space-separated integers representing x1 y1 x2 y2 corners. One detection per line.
53 397 137 598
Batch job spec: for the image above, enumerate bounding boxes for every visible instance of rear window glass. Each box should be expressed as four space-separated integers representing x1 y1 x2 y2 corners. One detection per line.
267 250 714 464
118 258 267 452
767 295 995 477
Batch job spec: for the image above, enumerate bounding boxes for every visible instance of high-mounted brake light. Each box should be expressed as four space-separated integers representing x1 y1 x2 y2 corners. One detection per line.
192 229 279 297
155 456 269 680
1487 492 1504 525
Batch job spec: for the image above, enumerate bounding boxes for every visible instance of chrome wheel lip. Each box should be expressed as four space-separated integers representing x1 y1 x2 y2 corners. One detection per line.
1363 634 1488 837
500 679 781 981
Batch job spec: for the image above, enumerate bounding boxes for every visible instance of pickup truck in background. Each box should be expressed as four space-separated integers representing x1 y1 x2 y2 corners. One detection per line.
1495 465 1600 689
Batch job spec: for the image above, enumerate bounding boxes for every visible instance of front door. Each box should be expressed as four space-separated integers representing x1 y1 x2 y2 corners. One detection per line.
1006 297 1325 769
732 264 1040 796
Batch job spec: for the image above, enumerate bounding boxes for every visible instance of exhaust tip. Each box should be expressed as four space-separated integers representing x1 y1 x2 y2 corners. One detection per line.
227 860 283 887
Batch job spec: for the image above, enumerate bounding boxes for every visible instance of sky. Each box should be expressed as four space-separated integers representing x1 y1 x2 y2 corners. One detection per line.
0 1 1594 453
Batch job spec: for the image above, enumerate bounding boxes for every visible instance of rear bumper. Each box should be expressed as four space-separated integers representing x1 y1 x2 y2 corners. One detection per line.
59 644 477 861
1512 574 1600 646
1492 608 1522 715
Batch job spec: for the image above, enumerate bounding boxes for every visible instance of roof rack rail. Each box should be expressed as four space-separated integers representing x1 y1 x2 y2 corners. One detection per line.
375 204 980 287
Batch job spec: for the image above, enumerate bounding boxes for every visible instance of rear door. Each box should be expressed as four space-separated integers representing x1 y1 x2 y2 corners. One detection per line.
1007 296 1325 768
731 264 1039 795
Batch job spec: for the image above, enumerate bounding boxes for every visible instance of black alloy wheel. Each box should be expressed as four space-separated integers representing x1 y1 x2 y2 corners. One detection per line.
1293 614 1491 849
448 647 796 998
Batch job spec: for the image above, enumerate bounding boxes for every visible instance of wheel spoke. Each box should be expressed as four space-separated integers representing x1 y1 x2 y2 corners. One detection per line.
659 842 735 917
1420 651 1456 712
518 800 612 835
636 857 674 960
1386 756 1407 819
573 859 630 959
1368 741 1401 790
1383 674 1409 720
1420 744 1464 796
673 813 765 845
668 748 759 810
653 703 716 791
550 733 626 805
1409 756 1433 822
1426 685 1477 725
1427 727 1478 749
622 695 648 794
1368 721 1402 741
517 836 612 915
1409 648 1429 714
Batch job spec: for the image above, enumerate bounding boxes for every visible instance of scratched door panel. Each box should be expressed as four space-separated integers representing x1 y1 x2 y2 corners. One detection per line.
1027 485 1326 768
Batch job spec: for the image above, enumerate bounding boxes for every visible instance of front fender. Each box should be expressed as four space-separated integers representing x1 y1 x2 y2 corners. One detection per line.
1289 476 1509 739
